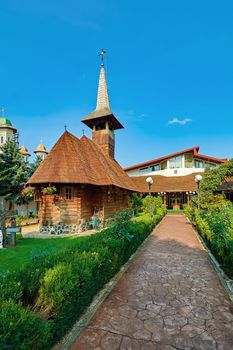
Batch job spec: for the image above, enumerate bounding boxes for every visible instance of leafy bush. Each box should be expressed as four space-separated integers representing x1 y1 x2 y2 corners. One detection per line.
184 204 233 278
130 192 143 214
0 272 23 303
0 209 165 349
184 158 233 278
109 209 132 239
198 158 233 209
142 195 165 216
35 263 77 319
0 300 50 350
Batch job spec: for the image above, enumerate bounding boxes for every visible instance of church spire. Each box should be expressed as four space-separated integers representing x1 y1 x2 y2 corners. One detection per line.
81 49 124 158
96 65 110 111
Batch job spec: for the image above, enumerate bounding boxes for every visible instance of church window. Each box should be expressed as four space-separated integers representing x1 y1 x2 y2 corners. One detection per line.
65 187 73 200
0 136 3 144
169 156 182 169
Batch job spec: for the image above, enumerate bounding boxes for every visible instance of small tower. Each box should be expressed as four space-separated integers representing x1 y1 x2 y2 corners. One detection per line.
81 50 123 159
19 145 31 159
34 143 48 160
0 109 17 149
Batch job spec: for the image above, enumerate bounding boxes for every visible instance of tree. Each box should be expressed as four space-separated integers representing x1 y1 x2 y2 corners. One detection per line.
0 141 29 205
28 155 43 178
198 158 233 209
142 195 163 216
130 192 143 214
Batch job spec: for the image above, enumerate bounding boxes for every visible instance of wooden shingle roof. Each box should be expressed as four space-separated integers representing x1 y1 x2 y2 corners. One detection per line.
27 131 137 191
132 174 201 193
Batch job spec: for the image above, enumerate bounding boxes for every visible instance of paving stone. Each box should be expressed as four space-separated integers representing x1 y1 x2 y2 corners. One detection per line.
69 328 102 350
100 332 122 350
120 336 141 350
69 215 233 350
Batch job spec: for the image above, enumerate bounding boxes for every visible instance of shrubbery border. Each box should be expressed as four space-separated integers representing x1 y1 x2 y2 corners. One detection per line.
0 210 166 350
53 214 166 350
186 216 233 302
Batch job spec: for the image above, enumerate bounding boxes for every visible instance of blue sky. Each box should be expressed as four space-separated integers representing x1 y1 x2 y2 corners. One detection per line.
0 0 233 167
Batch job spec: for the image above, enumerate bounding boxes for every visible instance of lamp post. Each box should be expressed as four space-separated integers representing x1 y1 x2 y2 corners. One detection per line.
195 174 202 213
146 177 154 195
146 177 154 217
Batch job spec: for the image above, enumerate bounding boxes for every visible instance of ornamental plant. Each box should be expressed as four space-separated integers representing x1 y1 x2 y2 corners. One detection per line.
21 187 34 201
109 209 133 240
142 195 164 216
42 186 57 195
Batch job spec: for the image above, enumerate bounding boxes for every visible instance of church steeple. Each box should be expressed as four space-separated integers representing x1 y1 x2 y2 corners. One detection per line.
96 65 110 111
81 50 124 159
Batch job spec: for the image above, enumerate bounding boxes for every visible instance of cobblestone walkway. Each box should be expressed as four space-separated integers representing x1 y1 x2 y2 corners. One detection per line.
70 214 233 350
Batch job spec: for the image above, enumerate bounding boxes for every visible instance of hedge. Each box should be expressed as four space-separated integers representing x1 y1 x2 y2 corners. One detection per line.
184 204 233 278
0 210 164 349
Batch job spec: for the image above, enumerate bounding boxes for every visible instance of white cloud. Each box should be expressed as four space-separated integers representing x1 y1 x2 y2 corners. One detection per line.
168 118 192 125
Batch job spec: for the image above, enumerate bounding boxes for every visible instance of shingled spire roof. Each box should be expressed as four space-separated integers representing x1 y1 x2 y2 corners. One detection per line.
81 64 123 130
27 131 136 191
96 66 110 111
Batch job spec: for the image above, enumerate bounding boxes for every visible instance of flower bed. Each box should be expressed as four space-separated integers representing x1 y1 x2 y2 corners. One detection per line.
0 210 164 349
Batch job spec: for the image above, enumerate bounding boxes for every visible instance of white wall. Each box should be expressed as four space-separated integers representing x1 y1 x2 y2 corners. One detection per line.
126 153 217 177
128 167 205 177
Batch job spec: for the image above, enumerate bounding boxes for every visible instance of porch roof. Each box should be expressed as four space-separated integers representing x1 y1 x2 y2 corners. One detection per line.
132 173 202 193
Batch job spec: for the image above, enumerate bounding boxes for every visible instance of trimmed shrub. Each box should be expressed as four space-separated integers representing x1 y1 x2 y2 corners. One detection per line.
0 272 23 303
0 300 50 350
35 263 77 319
109 209 132 239
142 195 164 216
0 210 165 348
184 204 233 278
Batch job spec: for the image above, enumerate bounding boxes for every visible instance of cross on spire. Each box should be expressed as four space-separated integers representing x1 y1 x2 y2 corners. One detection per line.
64 124 67 131
99 49 106 66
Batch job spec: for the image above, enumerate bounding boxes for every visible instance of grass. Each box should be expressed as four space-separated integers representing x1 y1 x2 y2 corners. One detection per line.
167 209 184 213
0 235 92 273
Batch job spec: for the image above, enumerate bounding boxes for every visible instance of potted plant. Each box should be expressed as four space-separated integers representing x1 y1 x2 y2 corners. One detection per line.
21 186 35 202
42 186 57 195
41 186 57 203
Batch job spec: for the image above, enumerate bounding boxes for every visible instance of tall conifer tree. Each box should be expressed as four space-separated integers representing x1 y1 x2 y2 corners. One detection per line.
0 141 29 204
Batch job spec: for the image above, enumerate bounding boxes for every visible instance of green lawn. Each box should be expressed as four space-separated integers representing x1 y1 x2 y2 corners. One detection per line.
167 209 184 213
0 235 90 273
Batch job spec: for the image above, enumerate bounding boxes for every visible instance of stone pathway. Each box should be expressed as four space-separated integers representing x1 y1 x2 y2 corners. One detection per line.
70 214 233 350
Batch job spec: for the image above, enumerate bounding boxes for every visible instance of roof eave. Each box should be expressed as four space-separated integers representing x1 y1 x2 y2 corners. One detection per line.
81 111 124 130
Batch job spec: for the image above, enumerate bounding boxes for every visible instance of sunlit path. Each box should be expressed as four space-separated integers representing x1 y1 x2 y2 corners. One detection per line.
70 214 233 350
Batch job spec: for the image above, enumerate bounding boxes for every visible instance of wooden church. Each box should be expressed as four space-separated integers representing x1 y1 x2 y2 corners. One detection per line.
27 54 136 234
